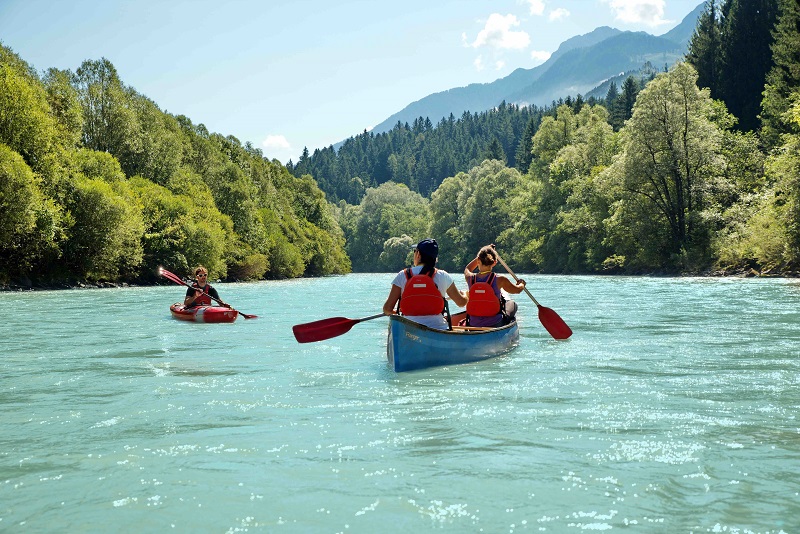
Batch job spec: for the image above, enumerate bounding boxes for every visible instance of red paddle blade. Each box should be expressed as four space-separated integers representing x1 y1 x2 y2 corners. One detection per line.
159 268 185 285
293 317 357 343
538 306 572 340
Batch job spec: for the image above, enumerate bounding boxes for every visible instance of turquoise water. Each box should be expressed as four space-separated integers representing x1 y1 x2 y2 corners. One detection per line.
1 274 799 533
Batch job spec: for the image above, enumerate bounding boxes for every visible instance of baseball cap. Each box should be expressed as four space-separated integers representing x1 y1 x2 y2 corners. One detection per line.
413 238 438 258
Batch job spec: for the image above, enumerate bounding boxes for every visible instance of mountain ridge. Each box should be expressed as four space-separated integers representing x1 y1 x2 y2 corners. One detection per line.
366 2 704 137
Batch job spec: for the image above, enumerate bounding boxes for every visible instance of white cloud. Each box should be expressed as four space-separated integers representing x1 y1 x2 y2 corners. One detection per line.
474 55 485 71
261 134 291 151
495 60 506 70
530 50 552 63
527 0 545 16
548 8 570 21
605 0 671 26
470 13 530 50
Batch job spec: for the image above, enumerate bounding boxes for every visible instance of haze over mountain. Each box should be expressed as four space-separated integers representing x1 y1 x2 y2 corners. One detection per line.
369 2 704 136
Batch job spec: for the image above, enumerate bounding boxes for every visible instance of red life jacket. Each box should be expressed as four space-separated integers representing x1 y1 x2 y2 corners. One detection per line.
399 268 445 316
192 283 213 306
466 272 501 317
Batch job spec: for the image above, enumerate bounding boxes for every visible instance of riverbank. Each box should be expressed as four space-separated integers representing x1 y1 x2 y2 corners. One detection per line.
0 280 139 291
3 265 798 292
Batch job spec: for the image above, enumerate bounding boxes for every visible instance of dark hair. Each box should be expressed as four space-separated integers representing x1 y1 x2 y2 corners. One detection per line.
413 238 438 276
418 251 437 276
478 246 497 266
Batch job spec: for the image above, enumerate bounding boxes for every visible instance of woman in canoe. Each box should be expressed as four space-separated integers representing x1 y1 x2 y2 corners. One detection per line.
463 244 525 327
382 238 468 330
184 265 229 308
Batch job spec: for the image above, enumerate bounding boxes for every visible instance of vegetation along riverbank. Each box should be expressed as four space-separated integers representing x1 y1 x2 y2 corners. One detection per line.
2 1 800 288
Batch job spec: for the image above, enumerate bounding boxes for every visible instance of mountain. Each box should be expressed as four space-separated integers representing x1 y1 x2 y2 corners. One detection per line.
369 2 704 135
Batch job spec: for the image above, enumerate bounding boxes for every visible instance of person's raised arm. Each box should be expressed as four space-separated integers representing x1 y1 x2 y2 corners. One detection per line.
464 256 480 279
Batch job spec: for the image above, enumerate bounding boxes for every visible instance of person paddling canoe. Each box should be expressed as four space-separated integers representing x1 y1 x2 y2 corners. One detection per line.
463 244 525 327
184 265 229 308
382 238 468 330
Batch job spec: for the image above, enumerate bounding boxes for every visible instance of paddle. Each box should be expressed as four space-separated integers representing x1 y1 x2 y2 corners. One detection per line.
493 252 572 340
292 313 385 343
158 267 258 319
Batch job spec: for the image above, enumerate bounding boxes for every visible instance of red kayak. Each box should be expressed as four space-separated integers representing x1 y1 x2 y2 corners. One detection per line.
169 303 238 323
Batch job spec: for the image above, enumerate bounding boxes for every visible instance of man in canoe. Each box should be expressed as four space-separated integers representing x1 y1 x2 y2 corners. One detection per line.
184 265 229 308
382 238 468 330
463 245 525 327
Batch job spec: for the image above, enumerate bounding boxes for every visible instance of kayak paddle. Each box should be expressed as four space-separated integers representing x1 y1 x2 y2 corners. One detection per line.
293 313 385 343
494 253 572 340
158 267 258 319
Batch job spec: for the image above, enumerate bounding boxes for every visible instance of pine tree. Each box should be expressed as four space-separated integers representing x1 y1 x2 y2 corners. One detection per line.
605 81 619 109
484 137 507 165
515 116 539 173
718 0 781 132
687 0 722 97
761 0 800 147
611 76 639 130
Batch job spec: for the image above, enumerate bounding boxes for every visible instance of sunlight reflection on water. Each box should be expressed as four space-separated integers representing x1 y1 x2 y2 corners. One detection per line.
1 275 799 532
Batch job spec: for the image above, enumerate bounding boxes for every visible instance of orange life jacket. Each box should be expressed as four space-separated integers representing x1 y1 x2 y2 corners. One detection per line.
399 268 445 316
466 272 501 317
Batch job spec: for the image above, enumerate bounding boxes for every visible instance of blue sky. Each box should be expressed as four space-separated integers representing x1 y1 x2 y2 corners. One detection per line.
0 0 702 164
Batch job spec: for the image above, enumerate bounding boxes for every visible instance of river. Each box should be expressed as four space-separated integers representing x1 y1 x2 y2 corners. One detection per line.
1 274 798 532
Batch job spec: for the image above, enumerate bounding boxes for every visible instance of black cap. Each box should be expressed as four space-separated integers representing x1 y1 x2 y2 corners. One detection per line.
413 238 438 258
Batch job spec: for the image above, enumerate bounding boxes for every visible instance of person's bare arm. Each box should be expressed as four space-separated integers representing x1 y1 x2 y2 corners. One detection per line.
464 257 480 278
383 285 402 315
184 289 201 306
446 283 468 307
498 275 526 294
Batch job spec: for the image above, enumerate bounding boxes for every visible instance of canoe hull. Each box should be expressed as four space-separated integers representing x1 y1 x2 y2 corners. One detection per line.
387 313 519 372
169 303 238 323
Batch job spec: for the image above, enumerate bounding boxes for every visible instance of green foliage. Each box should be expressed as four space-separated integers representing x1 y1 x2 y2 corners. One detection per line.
292 102 554 204
71 147 126 182
62 176 144 280
540 106 619 272
761 0 800 147
0 143 63 281
130 176 230 280
5 10 800 284
483 138 507 164
379 235 415 271
341 182 429 272
43 68 83 148
687 1 722 97
73 58 139 157
457 160 523 266
0 52 58 170
765 93 800 266
718 0 781 132
606 63 725 270
530 105 577 173
122 91 184 184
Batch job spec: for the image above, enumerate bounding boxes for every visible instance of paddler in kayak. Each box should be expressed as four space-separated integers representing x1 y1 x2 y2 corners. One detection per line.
184 265 230 308
382 238 468 330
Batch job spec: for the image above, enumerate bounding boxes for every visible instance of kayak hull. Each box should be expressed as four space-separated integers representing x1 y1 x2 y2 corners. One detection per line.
169 303 238 323
387 312 519 372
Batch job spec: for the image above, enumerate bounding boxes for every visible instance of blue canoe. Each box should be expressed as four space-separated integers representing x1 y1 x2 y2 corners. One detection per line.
387 312 519 372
